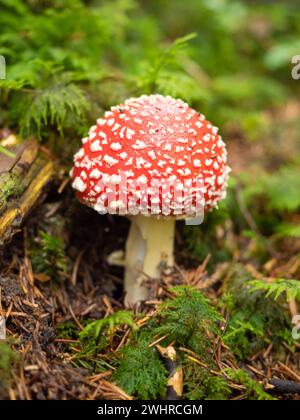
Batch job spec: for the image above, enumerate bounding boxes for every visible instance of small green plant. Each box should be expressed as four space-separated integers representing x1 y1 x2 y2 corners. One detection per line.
31 230 67 280
18 65 90 137
0 340 18 397
0 174 19 205
137 33 197 94
113 333 167 400
249 279 300 302
64 311 137 372
243 166 300 214
222 265 292 359
112 287 222 399
79 310 136 356
152 286 222 356
56 321 79 340
226 369 273 400
183 362 231 400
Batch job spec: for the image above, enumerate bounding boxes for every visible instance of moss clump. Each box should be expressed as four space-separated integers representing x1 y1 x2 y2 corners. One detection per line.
183 362 231 400
222 264 292 359
0 340 18 397
113 333 168 400
152 286 222 356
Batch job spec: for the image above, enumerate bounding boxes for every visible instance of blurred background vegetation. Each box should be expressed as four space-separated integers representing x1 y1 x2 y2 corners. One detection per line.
0 0 300 400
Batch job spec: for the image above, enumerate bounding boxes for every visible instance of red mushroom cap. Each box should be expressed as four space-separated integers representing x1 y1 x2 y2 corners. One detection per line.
71 94 230 217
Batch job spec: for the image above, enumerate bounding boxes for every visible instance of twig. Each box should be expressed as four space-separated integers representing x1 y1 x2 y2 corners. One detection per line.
68 305 84 330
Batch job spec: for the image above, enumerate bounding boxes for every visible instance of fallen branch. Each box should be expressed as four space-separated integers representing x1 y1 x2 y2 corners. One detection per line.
0 136 55 245
264 379 300 395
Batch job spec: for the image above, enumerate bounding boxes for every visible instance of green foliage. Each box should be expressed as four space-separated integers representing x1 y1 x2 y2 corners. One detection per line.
1 0 299 154
222 264 292 359
79 310 136 356
0 145 15 158
226 369 273 400
244 166 300 213
64 311 137 372
183 362 231 400
276 223 300 238
56 321 79 340
0 340 18 396
113 333 167 400
58 287 223 398
153 286 222 355
182 180 238 267
137 33 197 93
249 279 300 302
57 285 288 399
31 230 67 280
0 174 19 205
0 0 135 144
18 67 90 137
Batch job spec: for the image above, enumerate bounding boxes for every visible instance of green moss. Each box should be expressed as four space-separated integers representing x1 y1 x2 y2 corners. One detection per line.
0 340 18 397
226 369 274 400
222 264 292 359
79 310 136 357
183 362 231 400
30 230 67 281
113 333 167 400
152 286 222 356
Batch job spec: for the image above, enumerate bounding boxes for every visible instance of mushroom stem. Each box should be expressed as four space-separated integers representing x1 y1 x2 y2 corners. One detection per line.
124 215 175 305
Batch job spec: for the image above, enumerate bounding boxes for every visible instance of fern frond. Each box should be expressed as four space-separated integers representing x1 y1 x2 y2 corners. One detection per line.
20 78 89 137
113 333 167 400
249 279 300 302
153 286 222 356
80 310 136 341
138 33 197 93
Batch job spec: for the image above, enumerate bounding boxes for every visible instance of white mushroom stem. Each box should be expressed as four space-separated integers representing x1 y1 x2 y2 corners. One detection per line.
125 215 175 305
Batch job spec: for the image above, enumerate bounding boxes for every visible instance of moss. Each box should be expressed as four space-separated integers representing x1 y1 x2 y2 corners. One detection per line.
0 340 18 397
30 230 68 281
183 361 231 400
222 264 292 359
226 369 274 400
113 333 168 400
152 286 222 356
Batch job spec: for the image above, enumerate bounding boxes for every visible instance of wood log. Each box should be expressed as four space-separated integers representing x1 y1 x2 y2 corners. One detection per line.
0 136 55 245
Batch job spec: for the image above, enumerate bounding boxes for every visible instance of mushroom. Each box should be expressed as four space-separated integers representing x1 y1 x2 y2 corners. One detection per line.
71 94 230 304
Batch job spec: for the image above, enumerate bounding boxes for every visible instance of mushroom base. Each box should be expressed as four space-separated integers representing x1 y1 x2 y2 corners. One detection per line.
124 215 175 305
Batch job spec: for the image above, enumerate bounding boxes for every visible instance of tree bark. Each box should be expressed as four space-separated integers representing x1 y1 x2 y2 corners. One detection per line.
0 137 55 245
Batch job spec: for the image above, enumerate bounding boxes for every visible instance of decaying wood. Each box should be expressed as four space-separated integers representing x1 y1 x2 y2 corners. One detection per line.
0 136 55 245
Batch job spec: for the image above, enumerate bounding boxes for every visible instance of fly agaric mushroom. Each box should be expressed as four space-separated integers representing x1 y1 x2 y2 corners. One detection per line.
71 94 230 304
